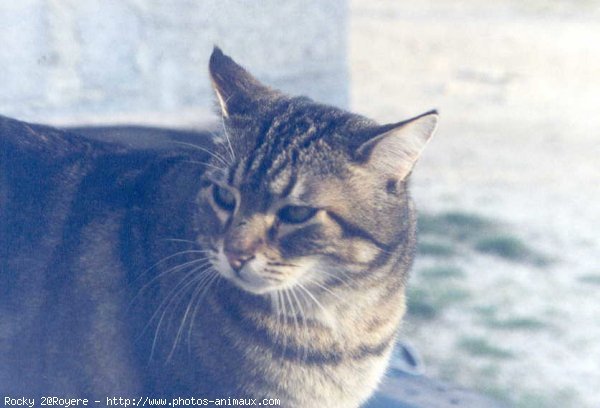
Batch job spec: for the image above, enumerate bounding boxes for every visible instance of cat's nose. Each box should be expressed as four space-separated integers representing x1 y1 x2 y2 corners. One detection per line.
225 250 255 273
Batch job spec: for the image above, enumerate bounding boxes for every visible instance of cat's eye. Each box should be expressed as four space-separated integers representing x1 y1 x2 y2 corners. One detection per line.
212 184 236 211
278 205 318 224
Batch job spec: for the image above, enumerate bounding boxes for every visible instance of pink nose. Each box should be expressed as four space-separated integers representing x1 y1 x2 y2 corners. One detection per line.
225 250 255 272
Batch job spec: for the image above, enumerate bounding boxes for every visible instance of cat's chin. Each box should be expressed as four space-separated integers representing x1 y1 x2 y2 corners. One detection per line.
225 269 296 295
232 280 276 295
227 275 280 295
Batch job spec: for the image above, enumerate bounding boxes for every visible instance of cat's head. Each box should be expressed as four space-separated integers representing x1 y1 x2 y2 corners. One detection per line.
195 47 437 295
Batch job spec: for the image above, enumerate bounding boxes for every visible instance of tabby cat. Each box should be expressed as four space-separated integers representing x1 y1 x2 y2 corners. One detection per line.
0 47 437 407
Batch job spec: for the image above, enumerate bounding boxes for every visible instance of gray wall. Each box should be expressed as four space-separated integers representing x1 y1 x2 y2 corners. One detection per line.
0 0 348 126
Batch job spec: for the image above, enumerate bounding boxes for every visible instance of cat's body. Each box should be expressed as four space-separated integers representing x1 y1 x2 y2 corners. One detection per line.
0 118 204 396
0 48 437 407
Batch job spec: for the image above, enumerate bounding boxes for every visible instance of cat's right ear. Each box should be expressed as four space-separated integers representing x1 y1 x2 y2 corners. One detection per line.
209 46 274 117
356 110 438 181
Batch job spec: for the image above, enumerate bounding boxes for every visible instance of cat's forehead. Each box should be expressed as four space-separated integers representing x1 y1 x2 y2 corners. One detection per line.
225 112 351 187
229 150 346 201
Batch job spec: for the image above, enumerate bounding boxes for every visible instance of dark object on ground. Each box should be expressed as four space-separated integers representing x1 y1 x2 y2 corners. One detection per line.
367 370 508 408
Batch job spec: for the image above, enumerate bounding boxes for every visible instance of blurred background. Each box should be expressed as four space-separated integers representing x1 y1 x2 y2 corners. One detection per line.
0 0 348 124
1 0 599 407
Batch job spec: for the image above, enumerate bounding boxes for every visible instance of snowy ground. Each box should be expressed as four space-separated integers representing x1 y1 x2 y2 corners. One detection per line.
349 1 600 406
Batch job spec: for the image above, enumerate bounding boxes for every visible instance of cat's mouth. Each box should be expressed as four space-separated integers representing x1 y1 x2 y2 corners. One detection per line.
231 264 276 294
213 248 295 295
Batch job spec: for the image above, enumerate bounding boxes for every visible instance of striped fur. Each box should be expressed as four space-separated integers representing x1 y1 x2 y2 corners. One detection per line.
0 48 436 406
169 48 438 407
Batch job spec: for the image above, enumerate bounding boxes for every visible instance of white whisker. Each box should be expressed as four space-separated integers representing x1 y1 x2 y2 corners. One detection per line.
292 287 310 361
161 238 201 245
319 269 355 288
186 270 221 353
290 287 309 362
308 278 344 302
285 288 300 336
137 249 210 280
149 265 210 360
172 141 230 166
271 291 282 349
130 258 212 307
279 289 289 357
170 269 219 360
220 115 235 161
296 283 333 324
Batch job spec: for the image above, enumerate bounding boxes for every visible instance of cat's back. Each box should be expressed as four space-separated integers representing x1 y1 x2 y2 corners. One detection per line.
0 116 212 396
1 117 199 267
1 116 103 293
1 117 214 249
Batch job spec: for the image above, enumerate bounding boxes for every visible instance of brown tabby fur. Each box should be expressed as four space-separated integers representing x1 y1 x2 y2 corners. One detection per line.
0 47 437 407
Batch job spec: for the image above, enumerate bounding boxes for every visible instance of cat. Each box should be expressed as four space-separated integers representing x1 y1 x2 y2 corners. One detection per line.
0 47 437 407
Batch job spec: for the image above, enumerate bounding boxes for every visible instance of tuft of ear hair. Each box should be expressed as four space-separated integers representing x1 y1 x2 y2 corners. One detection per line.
356 110 438 181
209 46 275 117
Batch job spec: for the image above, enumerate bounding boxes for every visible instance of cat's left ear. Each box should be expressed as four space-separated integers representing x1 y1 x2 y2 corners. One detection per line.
356 110 438 180
209 46 275 117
